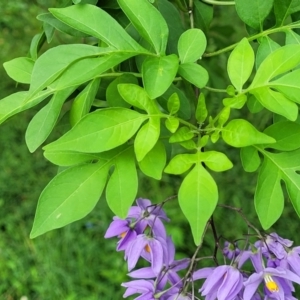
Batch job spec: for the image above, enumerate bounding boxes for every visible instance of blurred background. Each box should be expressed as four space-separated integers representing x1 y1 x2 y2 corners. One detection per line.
1 1 300 299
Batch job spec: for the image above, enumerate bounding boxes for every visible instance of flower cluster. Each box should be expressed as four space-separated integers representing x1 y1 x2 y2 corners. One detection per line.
105 198 300 300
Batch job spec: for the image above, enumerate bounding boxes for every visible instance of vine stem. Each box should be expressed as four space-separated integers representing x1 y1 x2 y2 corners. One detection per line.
204 86 227 93
201 0 235 5
189 0 194 29
203 23 299 57
217 204 262 237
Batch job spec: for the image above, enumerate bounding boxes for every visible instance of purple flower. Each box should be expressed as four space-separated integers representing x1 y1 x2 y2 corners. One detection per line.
193 265 243 300
128 237 189 289
125 234 165 274
243 267 300 300
127 198 169 239
223 241 240 260
286 246 300 277
259 233 292 260
104 216 139 251
122 279 156 299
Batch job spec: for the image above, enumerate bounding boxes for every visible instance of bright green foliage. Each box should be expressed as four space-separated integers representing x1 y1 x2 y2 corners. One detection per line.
178 164 218 245
240 146 261 172
274 0 300 25
49 4 143 50
255 148 300 229
44 108 148 153
263 121 300 151
3 0 300 244
222 119 276 147
106 147 138 217
227 38 254 92
3 57 34 84
117 0 169 54
70 78 101 126
196 93 208 123
235 0 274 31
138 141 166 180
178 63 209 88
26 87 76 152
178 29 207 63
142 55 179 99
30 160 110 238
106 75 137 108
167 93 180 115
134 117 160 161
256 37 280 69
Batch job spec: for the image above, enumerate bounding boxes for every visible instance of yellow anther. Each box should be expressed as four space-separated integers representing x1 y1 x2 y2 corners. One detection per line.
264 275 279 293
120 232 126 238
145 244 151 253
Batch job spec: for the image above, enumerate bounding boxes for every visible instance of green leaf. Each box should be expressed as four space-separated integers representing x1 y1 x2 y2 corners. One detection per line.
178 63 208 89
169 126 194 143
222 119 276 147
50 4 143 51
29 32 46 61
49 53 134 92
106 75 138 109
240 146 261 172
30 160 110 238
223 94 247 109
70 78 101 126
118 84 160 113
164 153 198 175
263 121 300 151
134 117 160 161
0 91 51 125
178 164 218 245
194 1 213 33
274 0 300 26
156 0 185 55
256 37 280 69
3 57 34 84
247 94 264 114
250 45 300 87
106 147 137 218
165 117 179 133
195 93 208 123
227 38 254 92
178 29 207 63
270 69 300 104
37 12 89 37
199 151 233 172
26 87 76 153
117 0 169 54
251 87 298 121
44 150 103 166
142 55 179 99
138 140 166 180
167 93 180 115
43 108 148 152
255 157 284 229
158 84 191 120
285 29 300 45
235 0 274 30
29 44 106 96
217 107 231 127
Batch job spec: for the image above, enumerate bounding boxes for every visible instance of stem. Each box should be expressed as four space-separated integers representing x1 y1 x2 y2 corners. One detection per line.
201 0 235 5
203 24 297 57
204 86 227 93
182 220 211 284
217 204 262 237
189 0 194 29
